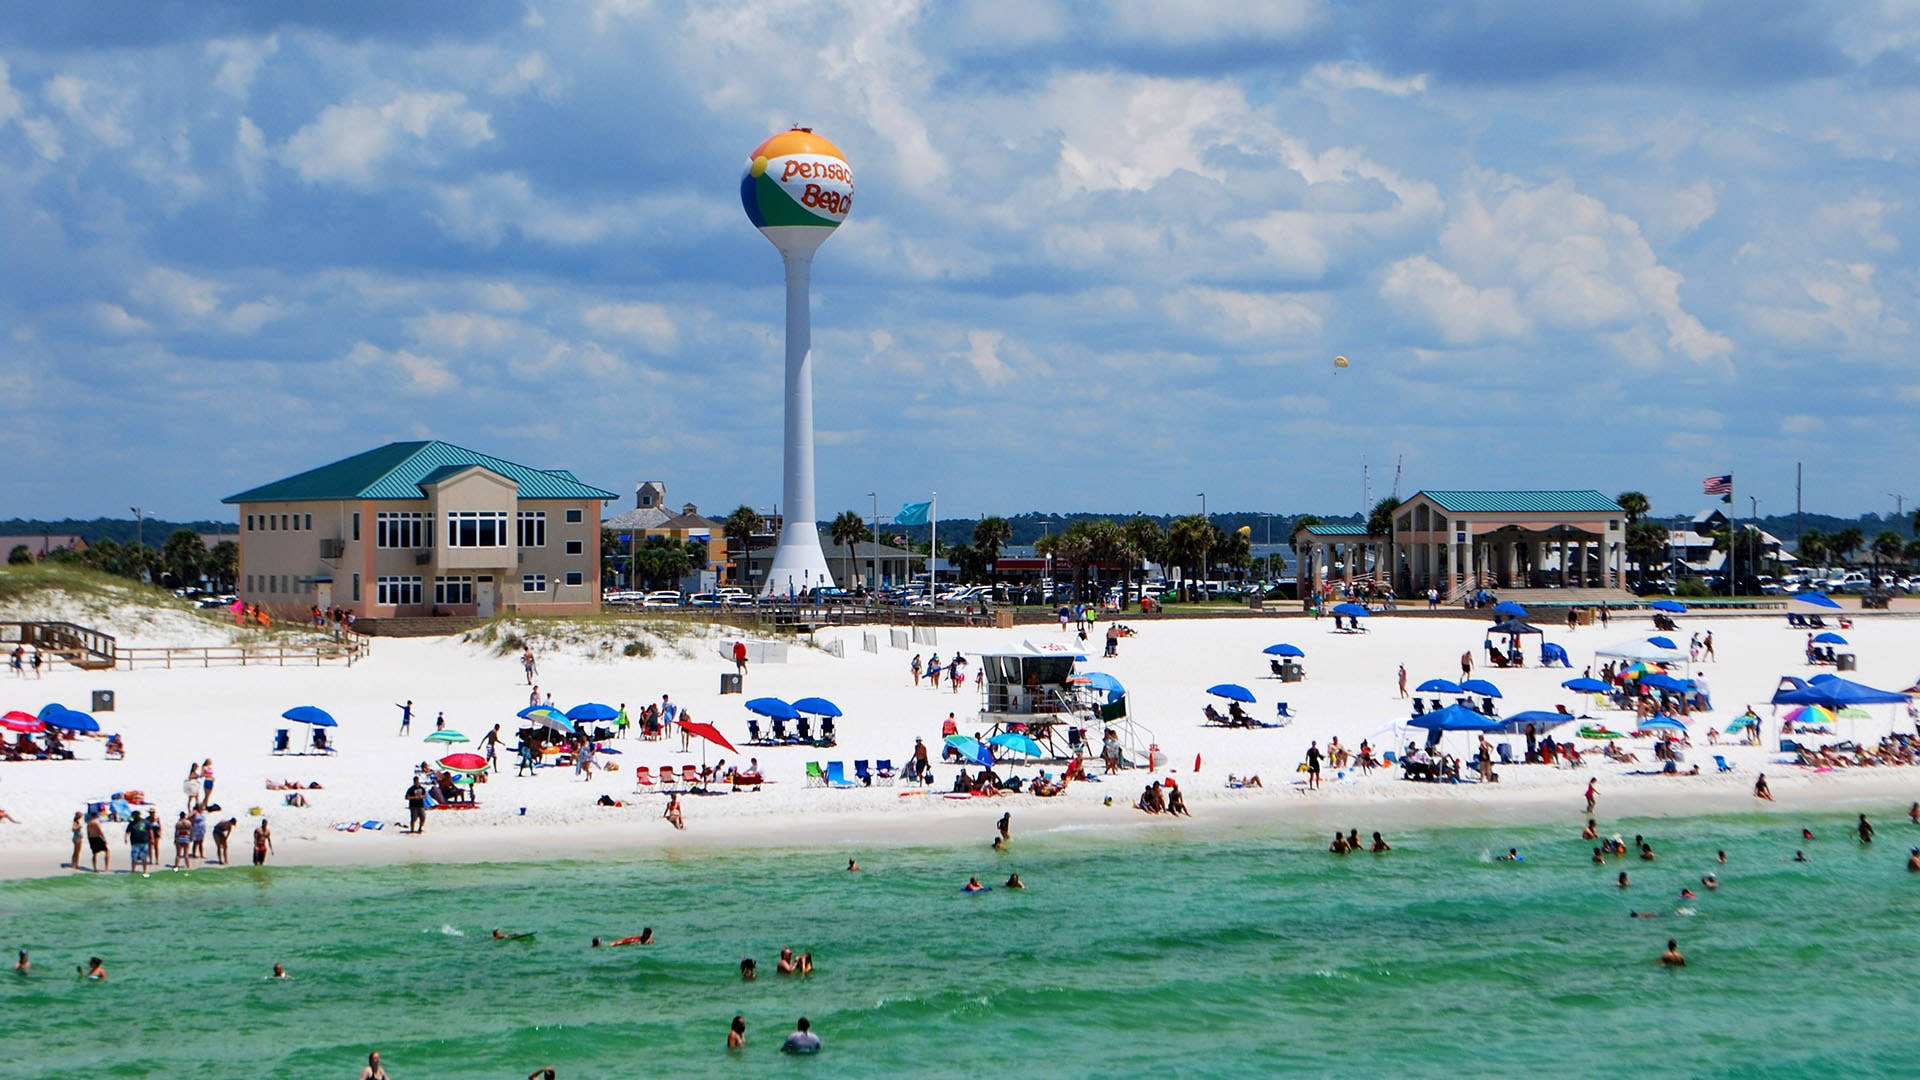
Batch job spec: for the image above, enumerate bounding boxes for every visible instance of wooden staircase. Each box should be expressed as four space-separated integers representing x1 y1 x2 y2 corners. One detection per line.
0 621 117 670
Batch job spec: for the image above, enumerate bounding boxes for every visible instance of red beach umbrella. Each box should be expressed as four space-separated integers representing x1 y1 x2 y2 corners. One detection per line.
678 720 738 754
1 710 45 733
438 752 489 773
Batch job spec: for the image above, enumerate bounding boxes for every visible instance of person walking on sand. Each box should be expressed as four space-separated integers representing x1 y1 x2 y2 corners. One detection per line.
1460 651 1473 679
522 647 537 685
482 724 502 768
1585 777 1598 814
70 811 85 872
396 700 413 736
1703 630 1716 661
1398 664 1408 699
910 653 922 686
406 778 427 834
997 812 1011 843
1305 741 1323 791
1754 773 1773 801
733 640 749 678
252 819 274 866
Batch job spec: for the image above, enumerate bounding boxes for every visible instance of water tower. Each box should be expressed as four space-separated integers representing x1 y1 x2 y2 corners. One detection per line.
740 127 854 597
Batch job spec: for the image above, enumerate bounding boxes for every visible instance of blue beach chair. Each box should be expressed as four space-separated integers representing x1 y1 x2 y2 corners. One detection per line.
823 761 854 789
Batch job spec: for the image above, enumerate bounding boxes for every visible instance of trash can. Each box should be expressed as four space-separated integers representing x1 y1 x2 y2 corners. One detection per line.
1577 608 1595 625
1281 662 1304 683
1836 653 1856 672
91 690 115 712
994 610 1015 629
1247 596 1264 611
719 672 743 695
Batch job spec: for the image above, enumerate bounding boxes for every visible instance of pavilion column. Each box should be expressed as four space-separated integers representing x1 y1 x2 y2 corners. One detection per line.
1576 541 1588 588
1557 538 1568 587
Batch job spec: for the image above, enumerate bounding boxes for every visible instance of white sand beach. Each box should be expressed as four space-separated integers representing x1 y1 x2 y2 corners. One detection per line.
4 603 1918 879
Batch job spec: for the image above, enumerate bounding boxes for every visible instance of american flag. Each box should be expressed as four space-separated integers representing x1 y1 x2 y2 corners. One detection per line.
1702 474 1733 496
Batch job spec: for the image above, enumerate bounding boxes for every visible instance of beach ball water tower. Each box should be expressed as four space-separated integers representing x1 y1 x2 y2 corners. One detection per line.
741 127 854 597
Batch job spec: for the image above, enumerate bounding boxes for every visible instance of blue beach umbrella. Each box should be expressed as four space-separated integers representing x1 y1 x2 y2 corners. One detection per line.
1460 679 1503 699
565 703 618 723
517 705 562 720
1416 678 1464 694
744 697 801 721
1792 592 1842 609
1262 643 1306 657
944 735 994 768
520 707 573 734
1206 683 1256 704
1649 600 1687 614
1639 717 1687 733
281 705 337 727
40 705 99 733
1811 632 1848 645
1639 673 1688 693
1494 710 1578 734
791 697 843 717
1646 636 1679 651
1492 600 1528 617
987 732 1042 758
1331 602 1369 618
1561 677 1612 694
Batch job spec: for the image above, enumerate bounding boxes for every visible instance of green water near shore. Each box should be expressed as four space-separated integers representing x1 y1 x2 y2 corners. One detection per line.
5 811 1920 1078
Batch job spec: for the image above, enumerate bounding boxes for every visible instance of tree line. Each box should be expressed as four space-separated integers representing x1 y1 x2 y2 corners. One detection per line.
7 529 238 592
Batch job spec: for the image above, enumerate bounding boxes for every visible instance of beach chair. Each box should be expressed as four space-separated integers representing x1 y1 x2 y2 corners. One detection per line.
875 759 896 785
1497 743 1514 765
1429 698 1443 714
271 729 290 756
311 729 336 756
633 766 655 788
1481 697 1499 718
819 718 836 745
805 761 825 787
1275 702 1295 720
771 718 788 742
854 760 873 785
823 761 854 788
746 719 763 744
796 717 813 742
1714 754 1732 773
656 764 679 790
681 765 700 787
1411 698 1426 717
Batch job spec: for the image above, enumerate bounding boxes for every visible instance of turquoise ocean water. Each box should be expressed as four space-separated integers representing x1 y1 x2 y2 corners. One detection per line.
5 812 1920 1079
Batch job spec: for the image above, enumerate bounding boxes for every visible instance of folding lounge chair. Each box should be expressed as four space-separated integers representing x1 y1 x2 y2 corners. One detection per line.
1714 755 1732 773
1497 744 1514 765
874 759 896 785
746 719 763 744
819 718 836 745
854 760 872 785
659 764 680 790
1411 698 1426 716
823 761 854 788
312 730 337 756
1275 702 1295 720
271 729 290 755
805 761 825 787
633 766 655 788
681 765 700 787
796 717 813 743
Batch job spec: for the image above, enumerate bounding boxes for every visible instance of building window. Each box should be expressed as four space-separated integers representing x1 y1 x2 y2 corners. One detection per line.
517 511 546 548
565 540 583 555
351 573 360 602
376 575 423 606
434 576 474 605
565 508 583 524
246 574 253 593
446 511 510 547
377 512 429 548
304 514 312 530
522 573 546 593
1609 520 1620 531
352 513 360 541
565 571 583 587
246 515 254 531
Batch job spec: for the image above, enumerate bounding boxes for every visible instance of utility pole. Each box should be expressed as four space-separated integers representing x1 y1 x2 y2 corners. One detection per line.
868 491 879 592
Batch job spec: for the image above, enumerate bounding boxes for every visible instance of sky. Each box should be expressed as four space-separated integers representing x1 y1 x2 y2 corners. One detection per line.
2 0 1917 526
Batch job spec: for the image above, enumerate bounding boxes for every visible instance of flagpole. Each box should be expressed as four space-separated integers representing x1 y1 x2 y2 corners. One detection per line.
929 491 938 587
1729 473 1736 599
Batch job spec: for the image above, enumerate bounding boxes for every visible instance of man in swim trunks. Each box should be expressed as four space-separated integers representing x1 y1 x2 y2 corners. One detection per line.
252 819 273 866
963 876 987 893
780 1017 821 1055
1858 814 1874 844
776 947 798 974
1660 939 1685 966
406 778 427 834
997 812 1011 842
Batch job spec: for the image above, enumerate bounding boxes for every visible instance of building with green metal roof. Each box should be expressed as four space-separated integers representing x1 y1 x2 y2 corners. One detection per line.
223 441 618 621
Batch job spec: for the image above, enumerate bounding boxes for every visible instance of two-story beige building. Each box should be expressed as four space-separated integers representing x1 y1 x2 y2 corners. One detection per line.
223 441 617 619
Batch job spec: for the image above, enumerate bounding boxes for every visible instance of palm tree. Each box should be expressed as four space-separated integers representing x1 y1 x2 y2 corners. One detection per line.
973 515 1011 593
1122 515 1164 604
829 510 872 589
1872 530 1904 584
1212 525 1252 582
723 505 761 589
1166 514 1215 601
1367 496 1401 538
1053 524 1095 602
1615 491 1651 525
1081 519 1128 597
1831 527 1864 566
1797 528 1826 577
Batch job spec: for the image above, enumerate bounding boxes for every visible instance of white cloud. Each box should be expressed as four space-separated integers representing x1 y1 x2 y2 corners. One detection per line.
132 267 222 321
92 303 150 335
1052 74 1248 194
235 115 268 196
427 172 652 247
43 74 129 147
1302 61 1428 96
491 50 562 98
405 310 520 353
1748 261 1907 349
958 329 1014 387
1104 0 1323 45
222 299 284 334
282 90 493 185
580 302 679 353
1814 196 1899 253
1379 256 1529 344
344 340 454 394
207 35 278 99
1162 286 1324 345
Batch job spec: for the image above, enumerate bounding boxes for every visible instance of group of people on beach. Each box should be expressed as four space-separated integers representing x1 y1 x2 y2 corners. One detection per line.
909 651 968 691
9 644 47 678
71 805 270 872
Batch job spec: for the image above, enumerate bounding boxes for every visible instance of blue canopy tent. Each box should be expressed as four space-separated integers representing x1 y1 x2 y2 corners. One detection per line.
1539 642 1572 667
1262 643 1305 657
1489 618 1542 636
1410 704 1505 733
1771 674 1909 708
1492 709 1578 735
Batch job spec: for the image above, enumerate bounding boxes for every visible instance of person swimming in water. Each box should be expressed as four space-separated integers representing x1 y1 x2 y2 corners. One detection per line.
728 1015 747 1050
963 876 988 893
1858 814 1874 845
1330 832 1350 855
1629 911 1660 918
1581 819 1598 840
492 929 532 940
847 858 859 872
1908 848 1920 872
1680 888 1696 900
1802 828 1815 841
80 957 106 981
1793 850 1809 862
1592 847 1605 864
1617 871 1630 888
1371 832 1391 853
271 963 289 979
1498 848 1521 861
740 957 756 980
1702 874 1718 889
1660 939 1686 967
776 947 798 974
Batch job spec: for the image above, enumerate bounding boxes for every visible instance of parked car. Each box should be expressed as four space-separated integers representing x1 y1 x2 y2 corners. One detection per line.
641 590 683 609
